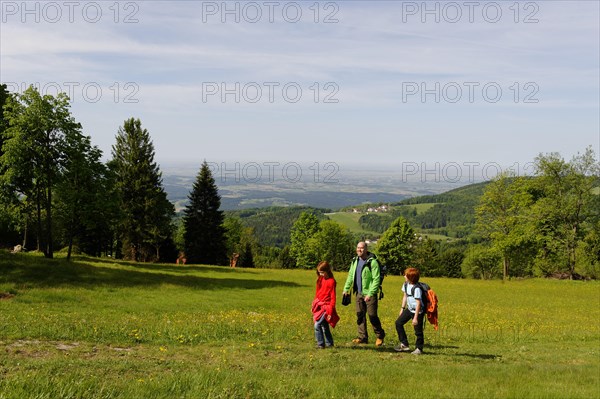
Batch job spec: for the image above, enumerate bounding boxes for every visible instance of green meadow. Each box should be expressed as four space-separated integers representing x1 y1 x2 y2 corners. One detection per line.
325 212 378 236
1 251 599 398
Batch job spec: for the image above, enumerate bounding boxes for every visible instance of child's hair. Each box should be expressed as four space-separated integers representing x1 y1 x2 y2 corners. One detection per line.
316 261 334 279
404 267 420 284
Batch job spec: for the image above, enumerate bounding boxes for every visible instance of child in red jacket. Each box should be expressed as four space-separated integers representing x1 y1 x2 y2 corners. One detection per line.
311 261 340 349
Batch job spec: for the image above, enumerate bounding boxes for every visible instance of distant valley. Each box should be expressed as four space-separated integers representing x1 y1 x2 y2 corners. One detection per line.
162 163 486 211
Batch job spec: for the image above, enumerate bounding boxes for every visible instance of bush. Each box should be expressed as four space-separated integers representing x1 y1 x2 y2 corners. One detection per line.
462 245 501 279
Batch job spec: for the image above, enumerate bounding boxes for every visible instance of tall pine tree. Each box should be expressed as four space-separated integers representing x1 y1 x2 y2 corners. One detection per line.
183 161 227 265
110 118 174 262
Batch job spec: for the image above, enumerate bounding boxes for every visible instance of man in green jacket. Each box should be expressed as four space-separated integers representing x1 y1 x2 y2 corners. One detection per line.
343 241 386 346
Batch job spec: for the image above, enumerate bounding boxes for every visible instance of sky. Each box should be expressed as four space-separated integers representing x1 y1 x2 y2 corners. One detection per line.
1 0 599 176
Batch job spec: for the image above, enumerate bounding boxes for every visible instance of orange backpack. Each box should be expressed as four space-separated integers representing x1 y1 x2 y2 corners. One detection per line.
405 282 439 331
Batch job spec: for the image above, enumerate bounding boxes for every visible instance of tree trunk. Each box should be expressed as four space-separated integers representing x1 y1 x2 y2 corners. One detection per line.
22 220 28 249
45 181 53 259
66 197 79 262
36 184 43 254
570 224 577 279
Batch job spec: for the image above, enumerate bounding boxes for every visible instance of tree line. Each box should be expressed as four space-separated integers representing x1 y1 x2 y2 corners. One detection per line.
345 150 599 280
1 85 597 279
0 85 228 265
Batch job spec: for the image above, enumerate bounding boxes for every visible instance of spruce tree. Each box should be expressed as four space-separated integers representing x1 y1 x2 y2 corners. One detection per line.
183 161 227 265
111 118 174 261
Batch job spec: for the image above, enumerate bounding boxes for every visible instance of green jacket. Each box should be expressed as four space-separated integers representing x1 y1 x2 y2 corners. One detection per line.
343 253 381 297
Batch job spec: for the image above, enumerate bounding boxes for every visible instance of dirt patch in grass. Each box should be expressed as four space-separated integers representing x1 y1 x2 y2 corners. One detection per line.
0 292 15 300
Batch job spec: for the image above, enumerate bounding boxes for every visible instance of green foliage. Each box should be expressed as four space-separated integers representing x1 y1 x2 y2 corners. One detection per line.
575 221 600 278
376 216 415 275
462 245 502 280
358 212 395 233
289 213 354 270
110 118 175 262
412 235 439 276
277 245 296 269
0 83 9 157
399 182 490 238
475 174 535 279
54 130 115 260
529 148 599 276
305 219 354 271
226 206 327 248
183 161 227 265
252 245 282 269
1 86 84 258
289 212 320 268
223 216 244 257
239 241 254 268
437 247 464 278
473 148 599 279
355 184 489 241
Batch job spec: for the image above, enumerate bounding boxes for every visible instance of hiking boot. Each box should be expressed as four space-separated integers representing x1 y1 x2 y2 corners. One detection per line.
394 344 410 352
375 338 384 347
352 338 368 344
411 348 422 355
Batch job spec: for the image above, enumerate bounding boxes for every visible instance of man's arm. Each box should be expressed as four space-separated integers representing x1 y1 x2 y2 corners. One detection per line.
343 258 355 294
366 258 381 297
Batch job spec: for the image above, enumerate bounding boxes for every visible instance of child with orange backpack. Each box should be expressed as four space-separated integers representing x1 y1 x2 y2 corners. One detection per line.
394 267 427 355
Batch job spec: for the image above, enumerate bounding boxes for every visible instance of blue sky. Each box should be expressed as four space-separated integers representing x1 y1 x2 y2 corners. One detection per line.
1 1 599 171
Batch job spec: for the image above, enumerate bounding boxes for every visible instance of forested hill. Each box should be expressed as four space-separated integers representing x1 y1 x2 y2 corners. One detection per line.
352 181 491 240
225 206 329 248
396 181 490 206
227 181 492 248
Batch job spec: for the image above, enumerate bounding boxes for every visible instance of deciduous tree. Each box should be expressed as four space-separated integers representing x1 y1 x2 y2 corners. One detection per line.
289 212 320 268
1 86 81 258
531 148 599 277
306 219 354 271
475 173 534 279
376 216 415 275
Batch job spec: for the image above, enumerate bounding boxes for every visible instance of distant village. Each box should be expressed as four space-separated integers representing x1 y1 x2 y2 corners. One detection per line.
350 204 390 214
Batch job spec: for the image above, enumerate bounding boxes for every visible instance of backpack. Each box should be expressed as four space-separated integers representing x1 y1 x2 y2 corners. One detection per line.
363 256 387 300
404 281 439 330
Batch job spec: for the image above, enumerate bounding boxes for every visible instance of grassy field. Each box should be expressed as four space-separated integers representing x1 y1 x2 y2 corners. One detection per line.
1 251 599 398
327 208 451 241
325 212 379 236
405 203 436 214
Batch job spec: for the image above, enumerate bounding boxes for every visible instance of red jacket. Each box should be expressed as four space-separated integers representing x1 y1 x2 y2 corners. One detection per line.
311 276 340 328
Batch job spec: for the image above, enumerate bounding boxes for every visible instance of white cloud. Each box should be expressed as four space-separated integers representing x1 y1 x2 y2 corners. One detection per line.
1 0 598 165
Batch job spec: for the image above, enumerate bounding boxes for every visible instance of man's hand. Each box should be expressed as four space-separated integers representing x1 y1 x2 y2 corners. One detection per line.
365 295 371 302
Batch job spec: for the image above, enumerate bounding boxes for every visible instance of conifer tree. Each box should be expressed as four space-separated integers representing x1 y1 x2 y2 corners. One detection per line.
183 161 227 265
111 118 174 261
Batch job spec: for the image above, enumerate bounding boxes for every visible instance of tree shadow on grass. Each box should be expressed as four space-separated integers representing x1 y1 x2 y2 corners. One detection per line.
75 256 258 274
454 352 501 360
0 253 298 290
